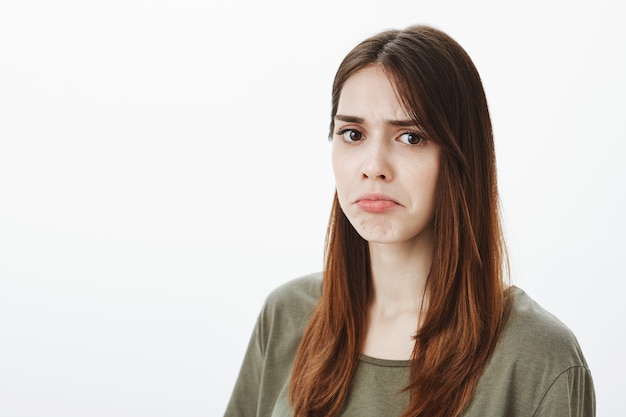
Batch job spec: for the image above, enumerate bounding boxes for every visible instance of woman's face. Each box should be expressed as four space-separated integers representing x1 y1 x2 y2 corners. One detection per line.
331 65 440 248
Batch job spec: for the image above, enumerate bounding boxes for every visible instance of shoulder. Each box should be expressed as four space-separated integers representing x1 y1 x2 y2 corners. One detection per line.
464 286 595 416
265 271 323 312
224 273 323 417
256 272 323 352
501 286 588 368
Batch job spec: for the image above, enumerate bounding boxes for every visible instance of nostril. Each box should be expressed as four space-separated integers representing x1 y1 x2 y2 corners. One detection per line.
361 172 389 180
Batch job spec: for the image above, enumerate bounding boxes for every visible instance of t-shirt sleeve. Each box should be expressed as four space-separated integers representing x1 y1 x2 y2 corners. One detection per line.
223 274 322 417
223 312 264 417
533 365 596 417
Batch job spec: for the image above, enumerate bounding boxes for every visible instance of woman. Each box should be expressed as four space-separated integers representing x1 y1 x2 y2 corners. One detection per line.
224 25 595 417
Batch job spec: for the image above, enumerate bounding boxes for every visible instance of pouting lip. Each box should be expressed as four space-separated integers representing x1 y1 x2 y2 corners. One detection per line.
353 193 402 206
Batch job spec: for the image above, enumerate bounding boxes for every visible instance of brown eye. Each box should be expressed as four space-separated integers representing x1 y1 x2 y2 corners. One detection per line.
399 132 424 145
339 129 363 142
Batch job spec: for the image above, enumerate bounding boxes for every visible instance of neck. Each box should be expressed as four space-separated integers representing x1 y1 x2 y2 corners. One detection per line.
367 235 432 316
361 233 433 360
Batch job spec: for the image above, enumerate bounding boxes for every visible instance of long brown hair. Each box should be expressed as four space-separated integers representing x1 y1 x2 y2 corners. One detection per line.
289 25 509 417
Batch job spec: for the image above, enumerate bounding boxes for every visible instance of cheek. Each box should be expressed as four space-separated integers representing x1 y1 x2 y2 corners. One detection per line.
331 146 348 185
424 165 441 210
406 157 440 203
331 153 354 209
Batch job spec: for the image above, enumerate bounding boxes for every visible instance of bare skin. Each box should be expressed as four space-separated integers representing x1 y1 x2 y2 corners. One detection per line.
362 234 432 360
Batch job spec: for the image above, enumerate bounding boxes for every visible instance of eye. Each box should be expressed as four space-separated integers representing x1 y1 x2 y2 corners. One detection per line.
398 131 424 145
337 128 364 142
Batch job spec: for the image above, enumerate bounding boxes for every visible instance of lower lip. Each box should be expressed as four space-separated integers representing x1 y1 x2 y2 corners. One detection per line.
356 200 399 213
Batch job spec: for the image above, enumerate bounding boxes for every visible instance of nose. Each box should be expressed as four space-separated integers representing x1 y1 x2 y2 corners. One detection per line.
361 138 392 181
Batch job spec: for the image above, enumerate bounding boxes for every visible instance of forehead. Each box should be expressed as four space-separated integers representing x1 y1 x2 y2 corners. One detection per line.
337 65 411 121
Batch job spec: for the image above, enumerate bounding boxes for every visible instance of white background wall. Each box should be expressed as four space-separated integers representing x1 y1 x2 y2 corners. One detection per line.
1 0 624 416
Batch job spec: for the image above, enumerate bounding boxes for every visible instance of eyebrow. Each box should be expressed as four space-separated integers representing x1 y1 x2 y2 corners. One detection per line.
334 114 417 127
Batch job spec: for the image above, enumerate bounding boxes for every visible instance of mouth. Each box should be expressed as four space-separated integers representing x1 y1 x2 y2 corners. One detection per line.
354 193 401 213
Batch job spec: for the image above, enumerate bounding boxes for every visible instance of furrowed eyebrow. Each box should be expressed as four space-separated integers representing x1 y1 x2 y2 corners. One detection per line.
334 114 365 124
334 114 418 128
386 119 417 127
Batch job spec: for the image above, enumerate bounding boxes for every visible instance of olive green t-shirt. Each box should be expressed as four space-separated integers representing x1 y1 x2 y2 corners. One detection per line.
224 273 595 416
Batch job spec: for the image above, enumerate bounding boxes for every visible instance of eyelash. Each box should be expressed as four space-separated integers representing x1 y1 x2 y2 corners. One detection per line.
335 128 426 145
398 131 425 145
336 128 363 142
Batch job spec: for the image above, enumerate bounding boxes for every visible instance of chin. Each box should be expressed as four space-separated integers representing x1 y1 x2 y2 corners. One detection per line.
352 223 434 248
354 229 403 245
